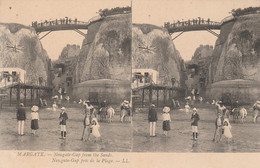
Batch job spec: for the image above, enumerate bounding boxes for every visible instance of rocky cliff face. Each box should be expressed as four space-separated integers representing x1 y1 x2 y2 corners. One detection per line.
74 13 131 83
185 45 214 94
132 24 186 87
59 44 80 60
207 14 260 103
210 14 260 82
0 23 51 86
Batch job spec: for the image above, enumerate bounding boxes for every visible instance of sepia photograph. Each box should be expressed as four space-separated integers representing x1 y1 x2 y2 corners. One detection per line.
0 0 132 152
132 0 260 153
0 0 260 167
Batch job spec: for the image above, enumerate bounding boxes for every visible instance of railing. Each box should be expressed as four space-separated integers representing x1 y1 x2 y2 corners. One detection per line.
31 18 90 29
164 19 220 29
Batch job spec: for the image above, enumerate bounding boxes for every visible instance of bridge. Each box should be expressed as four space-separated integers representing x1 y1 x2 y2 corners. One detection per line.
164 18 221 40
31 16 103 40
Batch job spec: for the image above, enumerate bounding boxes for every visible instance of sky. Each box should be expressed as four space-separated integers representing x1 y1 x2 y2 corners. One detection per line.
0 0 131 60
133 0 260 60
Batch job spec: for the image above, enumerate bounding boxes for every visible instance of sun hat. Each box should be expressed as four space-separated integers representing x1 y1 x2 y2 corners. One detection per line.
61 107 66 110
124 100 129 104
192 108 197 111
31 105 39 112
256 101 260 104
163 106 170 113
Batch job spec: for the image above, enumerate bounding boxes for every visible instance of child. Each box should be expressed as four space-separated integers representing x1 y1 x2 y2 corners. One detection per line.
191 108 200 140
31 105 39 136
185 103 190 114
90 118 101 141
52 102 58 112
222 119 232 143
59 107 68 139
162 106 171 136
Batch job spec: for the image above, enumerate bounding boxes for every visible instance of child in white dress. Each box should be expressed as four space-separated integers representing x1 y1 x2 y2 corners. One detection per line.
91 118 101 141
222 120 232 143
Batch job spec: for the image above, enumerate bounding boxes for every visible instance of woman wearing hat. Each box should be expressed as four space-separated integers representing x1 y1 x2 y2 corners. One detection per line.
17 103 26 136
191 108 200 140
148 104 157 137
31 105 40 136
162 106 171 136
59 107 68 139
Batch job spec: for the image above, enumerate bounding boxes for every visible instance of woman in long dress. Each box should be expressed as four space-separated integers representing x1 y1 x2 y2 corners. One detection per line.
31 105 39 136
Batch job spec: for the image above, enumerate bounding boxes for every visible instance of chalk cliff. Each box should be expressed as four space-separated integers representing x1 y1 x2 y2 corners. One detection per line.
0 23 51 86
132 24 186 87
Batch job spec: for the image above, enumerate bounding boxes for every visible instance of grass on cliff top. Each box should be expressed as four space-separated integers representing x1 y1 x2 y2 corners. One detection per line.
133 23 163 34
0 23 33 34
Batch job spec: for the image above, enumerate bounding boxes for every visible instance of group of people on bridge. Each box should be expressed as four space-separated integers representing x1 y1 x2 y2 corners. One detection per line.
164 17 218 29
32 17 79 28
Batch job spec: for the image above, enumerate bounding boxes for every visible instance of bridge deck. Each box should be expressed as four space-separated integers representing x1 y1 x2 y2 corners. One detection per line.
166 24 221 34
34 24 89 33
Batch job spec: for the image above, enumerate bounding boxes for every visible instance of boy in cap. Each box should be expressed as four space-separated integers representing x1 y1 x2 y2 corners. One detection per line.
59 107 68 139
191 108 200 140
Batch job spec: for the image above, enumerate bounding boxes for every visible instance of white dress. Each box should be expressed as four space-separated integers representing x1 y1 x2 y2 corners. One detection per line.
223 125 232 138
91 124 101 138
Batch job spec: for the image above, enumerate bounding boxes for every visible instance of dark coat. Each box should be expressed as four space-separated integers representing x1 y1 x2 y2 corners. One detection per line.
59 112 68 125
191 112 200 126
148 108 158 122
17 107 26 120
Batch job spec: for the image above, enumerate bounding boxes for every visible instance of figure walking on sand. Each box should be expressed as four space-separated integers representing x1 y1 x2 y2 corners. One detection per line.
213 113 223 142
191 108 200 140
222 119 233 143
59 107 68 139
17 103 26 136
90 118 101 141
148 104 157 137
162 106 171 136
81 101 93 141
31 105 39 136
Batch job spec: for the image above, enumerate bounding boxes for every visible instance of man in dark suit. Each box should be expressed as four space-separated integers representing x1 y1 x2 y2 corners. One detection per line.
17 103 26 135
148 104 158 137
